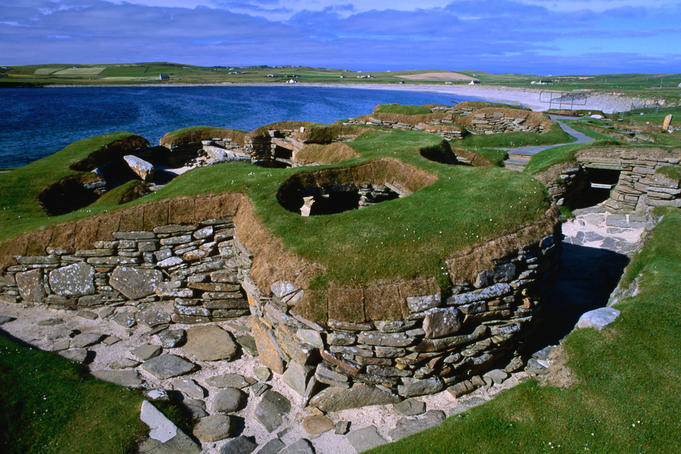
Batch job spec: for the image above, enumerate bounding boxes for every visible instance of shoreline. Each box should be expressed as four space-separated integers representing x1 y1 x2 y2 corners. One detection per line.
39 82 650 113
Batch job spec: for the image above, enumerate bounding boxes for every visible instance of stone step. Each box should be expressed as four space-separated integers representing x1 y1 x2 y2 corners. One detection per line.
504 159 528 172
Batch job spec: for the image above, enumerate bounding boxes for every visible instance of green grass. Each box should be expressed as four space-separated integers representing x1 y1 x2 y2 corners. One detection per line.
656 166 681 182
523 141 616 175
467 148 509 166
0 334 146 454
374 104 432 115
621 106 681 125
460 123 575 148
146 129 548 287
1 127 549 288
372 206 681 454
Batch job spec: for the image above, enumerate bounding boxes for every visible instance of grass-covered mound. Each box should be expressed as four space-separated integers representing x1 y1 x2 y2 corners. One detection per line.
159 126 247 148
0 132 147 240
0 126 550 293
373 104 433 115
373 206 681 453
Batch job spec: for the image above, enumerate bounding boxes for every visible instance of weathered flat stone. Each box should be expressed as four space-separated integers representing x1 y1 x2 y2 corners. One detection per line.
113 311 137 328
280 439 315 454
314 363 349 387
357 332 412 347
302 415 334 435
124 155 155 182
423 307 461 338
0 315 15 325
206 373 255 389
251 382 270 397
158 329 186 348
70 332 104 348
251 319 284 373
193 414 234 442
110 266 163 300
255 390 291 432
406 294 441 313
137 309 172 327
142 354 196 379
48 262 95 297
397 377 443 398
133 344 163 361
254 366 272 382
309 384 400 412
184 325 238 361
393 399 426 416
346 426 386 453
219 436 257 454
110 358 140 369
210 387 247 413
335 420 350 435
258 438 285 454
389 410 446 441
576 307 621 331
283 361 314 397
92 369 143 387
232 335 256 357
59 348 89 363
37 317 64 326
483 368 508 385
173 378 206 399
15 269 45 302
141 400 177 443
183 398 208 419
49 338 71 351
76 309 98 320
297 329 323 349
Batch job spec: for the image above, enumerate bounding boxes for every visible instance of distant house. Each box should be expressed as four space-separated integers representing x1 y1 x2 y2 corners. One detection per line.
356 74 374 79
159 74 170 81
469 80 480 85
531 80 553 85
286 79 297 84
266 74 278 78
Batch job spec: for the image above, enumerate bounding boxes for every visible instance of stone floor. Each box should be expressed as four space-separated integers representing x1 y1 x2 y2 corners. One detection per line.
0 300 529 454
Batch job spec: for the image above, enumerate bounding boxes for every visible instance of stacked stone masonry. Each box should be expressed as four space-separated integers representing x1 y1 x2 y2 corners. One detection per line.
1 220 251 324
546 148 681 213
344 105 550 141
0 213 561 407
240 232 561 406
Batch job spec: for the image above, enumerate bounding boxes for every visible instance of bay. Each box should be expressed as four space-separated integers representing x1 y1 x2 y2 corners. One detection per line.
0 85 478 168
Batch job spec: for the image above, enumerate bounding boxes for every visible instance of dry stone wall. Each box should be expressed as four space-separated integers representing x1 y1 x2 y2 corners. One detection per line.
0 193 561 408
0 220 250 324
542 147 681 213
240 230 561 409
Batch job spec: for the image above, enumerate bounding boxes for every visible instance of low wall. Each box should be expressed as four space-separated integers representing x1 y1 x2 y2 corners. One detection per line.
0 194 561 408
539 147 681 213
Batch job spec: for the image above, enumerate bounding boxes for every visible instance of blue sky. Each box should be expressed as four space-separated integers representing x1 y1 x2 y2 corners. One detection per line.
1 0 680 74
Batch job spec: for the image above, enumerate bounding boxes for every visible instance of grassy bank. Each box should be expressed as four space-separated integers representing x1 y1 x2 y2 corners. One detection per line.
373 206 681 454
0 333 146 454
0 127 548 287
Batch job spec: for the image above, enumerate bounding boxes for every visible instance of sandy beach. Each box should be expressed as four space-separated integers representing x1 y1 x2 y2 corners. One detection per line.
45 81 655 113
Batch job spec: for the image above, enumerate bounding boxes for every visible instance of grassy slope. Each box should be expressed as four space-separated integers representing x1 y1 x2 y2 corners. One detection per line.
374 104 433 115
373 206 681 454
0 334 146 454
146 129 548 286
523 141 616 175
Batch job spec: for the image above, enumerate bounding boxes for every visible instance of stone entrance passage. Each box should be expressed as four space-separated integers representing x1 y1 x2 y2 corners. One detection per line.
572 168 621 209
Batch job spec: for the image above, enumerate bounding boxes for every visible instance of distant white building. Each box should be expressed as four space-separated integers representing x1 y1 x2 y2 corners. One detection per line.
469 80 480 85
159 74 170 81
286 79 297 84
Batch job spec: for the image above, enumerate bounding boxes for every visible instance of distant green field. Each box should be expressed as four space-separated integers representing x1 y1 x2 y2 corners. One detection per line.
54 67 105 76
34 67 64 75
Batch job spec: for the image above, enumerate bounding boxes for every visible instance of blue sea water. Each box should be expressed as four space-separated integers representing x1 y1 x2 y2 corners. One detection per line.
0 85 478 168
